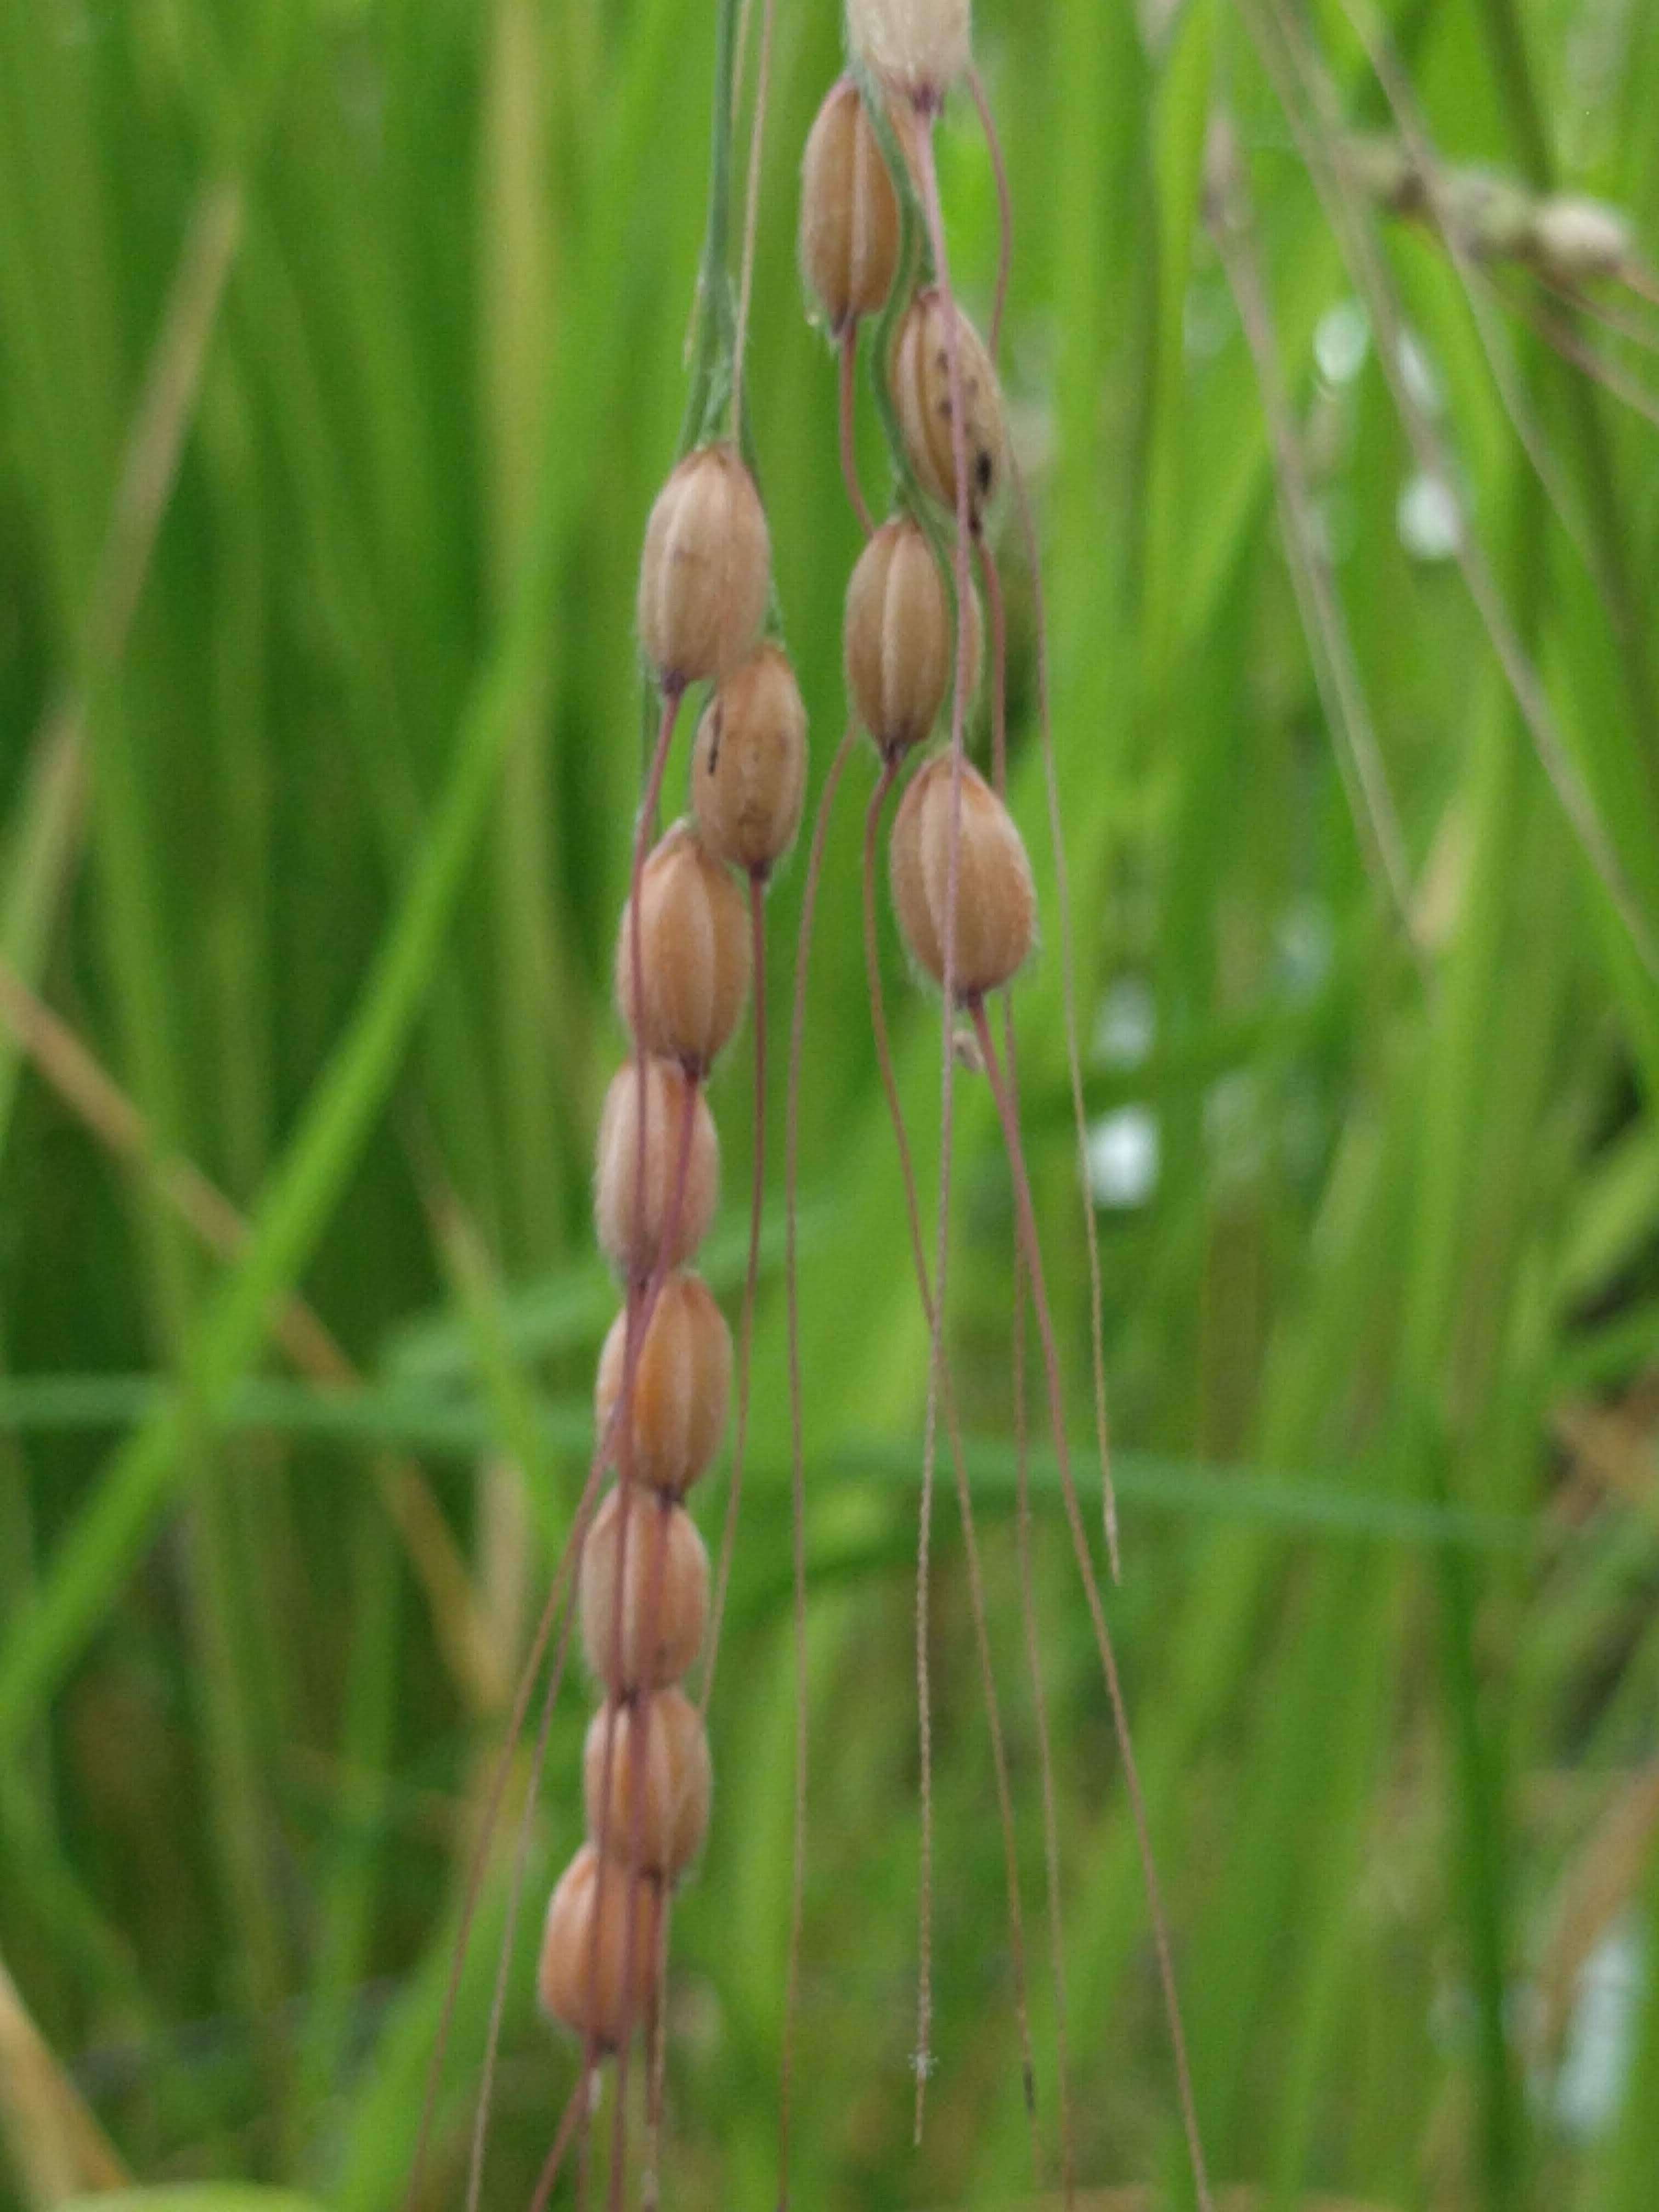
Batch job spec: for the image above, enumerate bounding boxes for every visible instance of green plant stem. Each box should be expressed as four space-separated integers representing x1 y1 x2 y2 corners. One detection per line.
642 0 748 783
679 0 743 455
296 1499 399 2161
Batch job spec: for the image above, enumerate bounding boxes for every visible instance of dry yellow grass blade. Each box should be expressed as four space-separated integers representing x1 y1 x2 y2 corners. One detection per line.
0 1954 128 2209
1537 1760 1659 2057
1553 1392 1659 1510
962 2192 1396 2210
0 958 504 1719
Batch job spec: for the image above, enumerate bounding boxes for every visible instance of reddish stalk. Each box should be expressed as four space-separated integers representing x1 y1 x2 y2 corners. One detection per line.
861 759 1042 2175
454 1128 702 2212
577 2071 594 2212
642 1894 675 2212
466 1538 588 2212
778 721 860 2207
606 680 694 1967
1509 284 1659 429
582 1282 642 2198
907 106 975 2140
588 1064 700 2200
699 874 769 1713
968 996 1213 2212
1001 990 1076 2205
979 531 1076 2193
408 1463 606 2212
978 535 1007 788
867 740 934 2125
526 2074 588 2212
608 2030 630 2211
1009 465 1120 1581
630 686 687 1307
1537 268 1659 352
1009 1223 1076 2203
426 1104 696 2212
908 122 976 785
837 325 875 536
582 714 703 2195
968 67 1013 359
604 1504 673 2212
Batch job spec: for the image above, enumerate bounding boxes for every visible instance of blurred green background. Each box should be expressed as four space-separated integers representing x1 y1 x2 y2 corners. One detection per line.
3 0 1659 2207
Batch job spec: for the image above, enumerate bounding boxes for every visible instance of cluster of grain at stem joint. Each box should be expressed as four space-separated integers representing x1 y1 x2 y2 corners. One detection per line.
537 0 1035 2073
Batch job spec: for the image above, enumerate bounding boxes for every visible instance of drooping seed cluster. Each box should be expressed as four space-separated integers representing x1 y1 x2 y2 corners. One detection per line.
537 438 806 2064
800 2 1034 1004
460 6 1212 2201
783 19 1215 2205
788 2 1092 2158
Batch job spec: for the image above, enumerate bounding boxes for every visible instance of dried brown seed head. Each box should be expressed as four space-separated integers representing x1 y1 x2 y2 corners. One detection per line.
692 645 809 877
580 1486 709 1694
637 444 771 690
595 1272 733 1497
799 80 901 332
584 1689 713 1881
537 1844 662 2050
894 287 1007 525
889 754 1036 999
594 1058 719 1280
844 516 980 757
617 821 751 1071
846 0 971 105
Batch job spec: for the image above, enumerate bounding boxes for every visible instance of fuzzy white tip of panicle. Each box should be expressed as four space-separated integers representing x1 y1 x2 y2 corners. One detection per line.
1530 194 1633 281
847 0 970 103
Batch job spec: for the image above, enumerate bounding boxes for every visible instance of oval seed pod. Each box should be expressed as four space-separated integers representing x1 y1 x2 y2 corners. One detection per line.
537 1844 662 2050
846 0 971 105
799 80 901 332
691 645 809 877
584 1689 713 1880
894 287 1007 526
844 517 981 758
595 1272 733 1496
580 1486 709 1694
637 444 771 691
617 821 751 1071
889 754 1036 1000
594 1058 719 1280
